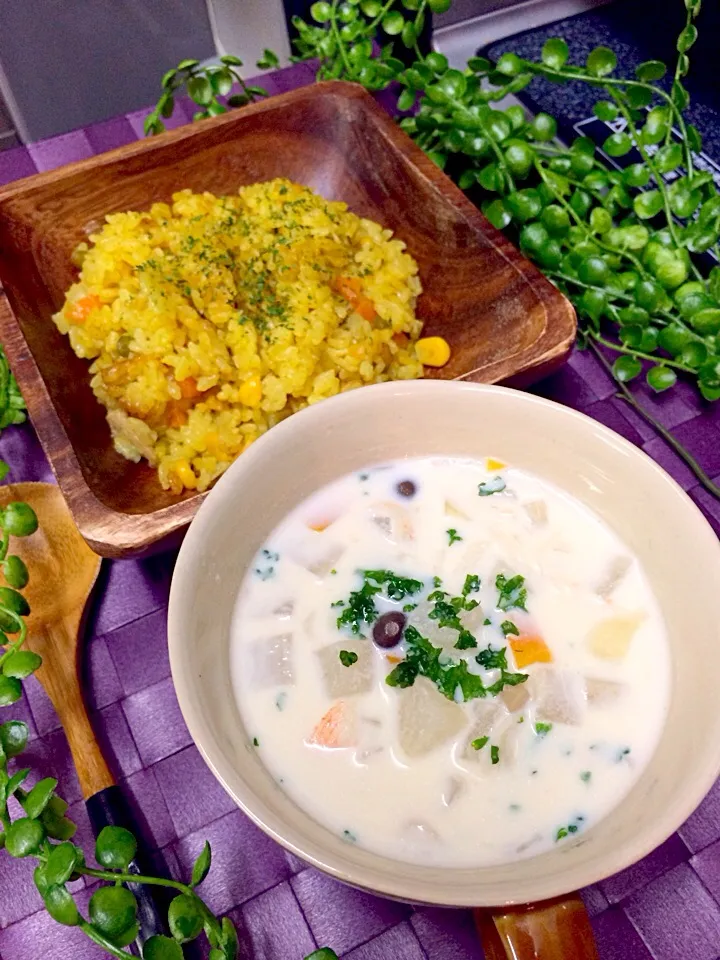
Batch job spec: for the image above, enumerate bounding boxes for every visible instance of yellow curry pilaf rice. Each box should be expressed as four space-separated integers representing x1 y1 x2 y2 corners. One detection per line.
54 179 425 494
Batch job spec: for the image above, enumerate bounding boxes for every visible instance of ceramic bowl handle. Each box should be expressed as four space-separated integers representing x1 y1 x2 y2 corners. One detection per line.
474 895 600 960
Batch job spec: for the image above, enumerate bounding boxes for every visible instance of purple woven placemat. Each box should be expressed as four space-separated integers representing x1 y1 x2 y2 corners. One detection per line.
1 64 720 960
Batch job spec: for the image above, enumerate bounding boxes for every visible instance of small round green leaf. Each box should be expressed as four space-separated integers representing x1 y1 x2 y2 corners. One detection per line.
23 777 58 819
0 675 21 706
642 107 670 144
623 163 650 188
647 366 678 392
589 207 612 234
655 143 683 174
541 204 570 236
579 288 607 323
633 190 664 220
504 141 534 178
625 85 654 109
0 719 29 757
0 461 8 482
692 309 720 335
687 123 703 153
177 58 201 71
507 189 543 223
680 342 708 369
428 0 452 11
495 52 524 77
593 100 617 122
2 555 28 589
578 255 610 286
45 842 80 887
635 59 666 81
191 840 212 887
168 894 204 943
360 0 381 14
482 199 511 230
381 10 404 34
613 356 642 383
3 649 41 680
2 502 38 537
529 112 557 141
187 76 213 106
143 935 185 960
0 586 29 617
90 885 138 939
677 23 698 53
44 885 80 926
658 324 692 356
310 1 331 21
541 37 569 70
401 21 417 48
520 222 549 252
603 132 632 157
5 817 45 857
587 46 617 76
635 278 663 312
96 825 138 870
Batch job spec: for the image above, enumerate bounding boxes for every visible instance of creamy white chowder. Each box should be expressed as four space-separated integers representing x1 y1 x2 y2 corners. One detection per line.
231 457 670 867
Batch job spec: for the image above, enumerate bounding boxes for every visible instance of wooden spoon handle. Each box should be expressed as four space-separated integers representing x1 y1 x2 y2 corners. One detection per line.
474 895 600 960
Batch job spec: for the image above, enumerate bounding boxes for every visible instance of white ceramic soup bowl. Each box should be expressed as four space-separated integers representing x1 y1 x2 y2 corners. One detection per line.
168 380 720 912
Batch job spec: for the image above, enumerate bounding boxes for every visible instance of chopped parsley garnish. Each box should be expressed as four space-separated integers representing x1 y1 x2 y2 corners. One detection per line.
330 600 345 608
364 570 424 601
617 747 631 762
496 573 528 612
447 528 463 545
386 626 527 702
454 632 478 650
501 620 520 636
478 476 506 497
433 576 443 589
555 818 583 842
535 722 553 737
335 569 423 634
342 829 357 843
471 736 489 751
580 771 592 783
490 745 500 765
462 574 481 596
339 650 358 667
475 645 508 671
252 737 259 747
403 602 418 612
336 581 379 634
483 617 492 626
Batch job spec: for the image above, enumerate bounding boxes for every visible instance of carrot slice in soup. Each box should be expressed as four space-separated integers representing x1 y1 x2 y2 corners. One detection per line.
308 701 356 748
509 635 553 669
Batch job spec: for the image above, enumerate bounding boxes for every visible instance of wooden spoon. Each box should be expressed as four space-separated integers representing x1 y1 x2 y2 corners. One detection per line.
0 481 168 943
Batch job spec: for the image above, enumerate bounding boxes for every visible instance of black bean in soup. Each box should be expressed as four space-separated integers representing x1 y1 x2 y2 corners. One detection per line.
396 480 417 498
373 611 407 649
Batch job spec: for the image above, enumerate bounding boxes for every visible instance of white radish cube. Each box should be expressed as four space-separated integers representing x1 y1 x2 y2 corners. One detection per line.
398 678 467 758
317 639 373 698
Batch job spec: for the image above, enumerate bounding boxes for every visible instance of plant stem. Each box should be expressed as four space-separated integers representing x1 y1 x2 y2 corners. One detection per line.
80 922 134 960
528 63 694 176
589 331 694 373
588 339 720 499
534 160 647 275
329 0 353 78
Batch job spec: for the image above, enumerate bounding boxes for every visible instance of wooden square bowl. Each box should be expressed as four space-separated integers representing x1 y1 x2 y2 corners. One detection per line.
0 81 575 558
